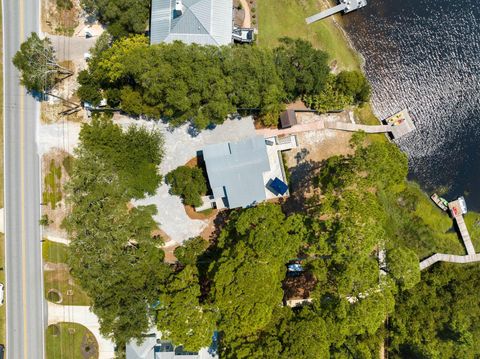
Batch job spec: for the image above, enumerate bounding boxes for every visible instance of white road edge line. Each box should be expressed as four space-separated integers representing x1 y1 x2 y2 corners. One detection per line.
2 0 9 356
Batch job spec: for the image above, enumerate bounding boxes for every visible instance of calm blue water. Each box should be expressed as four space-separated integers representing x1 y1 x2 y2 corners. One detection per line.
343 0 480 209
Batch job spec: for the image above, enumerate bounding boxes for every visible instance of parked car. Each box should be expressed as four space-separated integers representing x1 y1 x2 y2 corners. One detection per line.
0 283 4 306
0 343 4 359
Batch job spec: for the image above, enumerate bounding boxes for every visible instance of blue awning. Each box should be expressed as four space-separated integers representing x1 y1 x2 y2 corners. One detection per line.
270 177 288 195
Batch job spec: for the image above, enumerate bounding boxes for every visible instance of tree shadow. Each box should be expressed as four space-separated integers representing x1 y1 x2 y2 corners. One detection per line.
282 158 323 215
196 209 231 302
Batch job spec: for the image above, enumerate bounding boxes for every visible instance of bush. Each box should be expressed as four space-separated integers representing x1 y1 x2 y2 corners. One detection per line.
166 166 207 207
336 70 371 103
57 0 73 10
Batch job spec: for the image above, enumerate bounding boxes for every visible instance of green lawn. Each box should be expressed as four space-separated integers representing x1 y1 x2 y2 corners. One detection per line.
257 0 361 71
43 159 62 208
43 240 69 264
42 239 91 306
46 322 98 359
465 212 480 251
44 268 91 306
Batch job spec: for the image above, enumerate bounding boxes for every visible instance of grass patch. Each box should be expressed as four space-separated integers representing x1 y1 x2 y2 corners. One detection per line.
355 103 381 126
46 322 98 359
465 212 480 250
62 155 74 176
43 240 69 264
380 183 467 260
257 0 360 71
44 268 91 306
198 208 214 216
410 183 467 258
43 159 62 208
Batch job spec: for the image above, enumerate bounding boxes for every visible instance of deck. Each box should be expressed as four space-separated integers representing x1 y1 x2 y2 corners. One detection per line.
256 110 415 139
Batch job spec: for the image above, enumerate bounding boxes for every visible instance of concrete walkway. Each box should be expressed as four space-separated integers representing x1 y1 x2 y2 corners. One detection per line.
47 302 115 359
45 235 70 245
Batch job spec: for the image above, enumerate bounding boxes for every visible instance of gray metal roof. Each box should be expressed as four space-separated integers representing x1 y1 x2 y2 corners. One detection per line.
150 0 233 46
126 336 157 359
202 136 270 209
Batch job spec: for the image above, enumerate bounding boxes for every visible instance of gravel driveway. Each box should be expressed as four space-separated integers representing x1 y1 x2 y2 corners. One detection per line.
133 116 256 244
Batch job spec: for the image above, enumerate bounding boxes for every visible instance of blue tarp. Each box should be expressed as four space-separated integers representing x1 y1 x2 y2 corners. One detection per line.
270 177 288 195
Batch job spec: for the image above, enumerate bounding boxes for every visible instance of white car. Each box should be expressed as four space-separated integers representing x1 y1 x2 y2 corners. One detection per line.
0 283 4 306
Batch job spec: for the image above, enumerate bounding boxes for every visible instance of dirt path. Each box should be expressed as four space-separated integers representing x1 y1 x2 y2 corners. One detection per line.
239 0 251 27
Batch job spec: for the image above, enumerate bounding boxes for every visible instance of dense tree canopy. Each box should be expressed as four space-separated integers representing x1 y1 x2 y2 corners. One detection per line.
65 115 170 348
208 204 307 351
78 116 164 198
274 37 330 101
157 264 217 351
304 70 371 113
389 264 480 358
78 35 362 129
81 0 150 37
336 70 371 103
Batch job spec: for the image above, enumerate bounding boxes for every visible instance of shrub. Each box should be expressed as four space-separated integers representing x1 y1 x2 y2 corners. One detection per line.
57 0 73 10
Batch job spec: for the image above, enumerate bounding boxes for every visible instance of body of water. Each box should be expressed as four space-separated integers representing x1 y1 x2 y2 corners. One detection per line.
342 0 480 209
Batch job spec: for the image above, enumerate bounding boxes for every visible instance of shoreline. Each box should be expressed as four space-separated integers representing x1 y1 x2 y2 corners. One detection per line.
322 0 366 72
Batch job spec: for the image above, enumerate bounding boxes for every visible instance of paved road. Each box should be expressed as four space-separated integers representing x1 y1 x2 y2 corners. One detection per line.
3 1 44 358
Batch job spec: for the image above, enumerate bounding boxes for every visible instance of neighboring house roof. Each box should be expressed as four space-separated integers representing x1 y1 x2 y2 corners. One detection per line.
202 136 271 209
126 335 158 359
126 337 201 359
150 0 233 46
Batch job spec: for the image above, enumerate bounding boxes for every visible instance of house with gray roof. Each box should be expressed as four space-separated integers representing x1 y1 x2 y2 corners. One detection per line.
126 335 216 359
199 135 297 210
150 0 233 46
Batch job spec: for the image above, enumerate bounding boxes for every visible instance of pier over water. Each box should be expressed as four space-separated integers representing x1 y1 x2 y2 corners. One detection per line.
420 196 480 270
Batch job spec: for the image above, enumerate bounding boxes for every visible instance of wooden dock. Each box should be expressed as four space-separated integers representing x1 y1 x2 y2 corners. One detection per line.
324 120 389 134
257 110 415 139
420 253 480 270
449 199 475 255
420 197 478 270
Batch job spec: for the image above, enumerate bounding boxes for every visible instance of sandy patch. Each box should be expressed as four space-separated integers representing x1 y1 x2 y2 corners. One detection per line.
41 149 73 239
42 0 80 36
